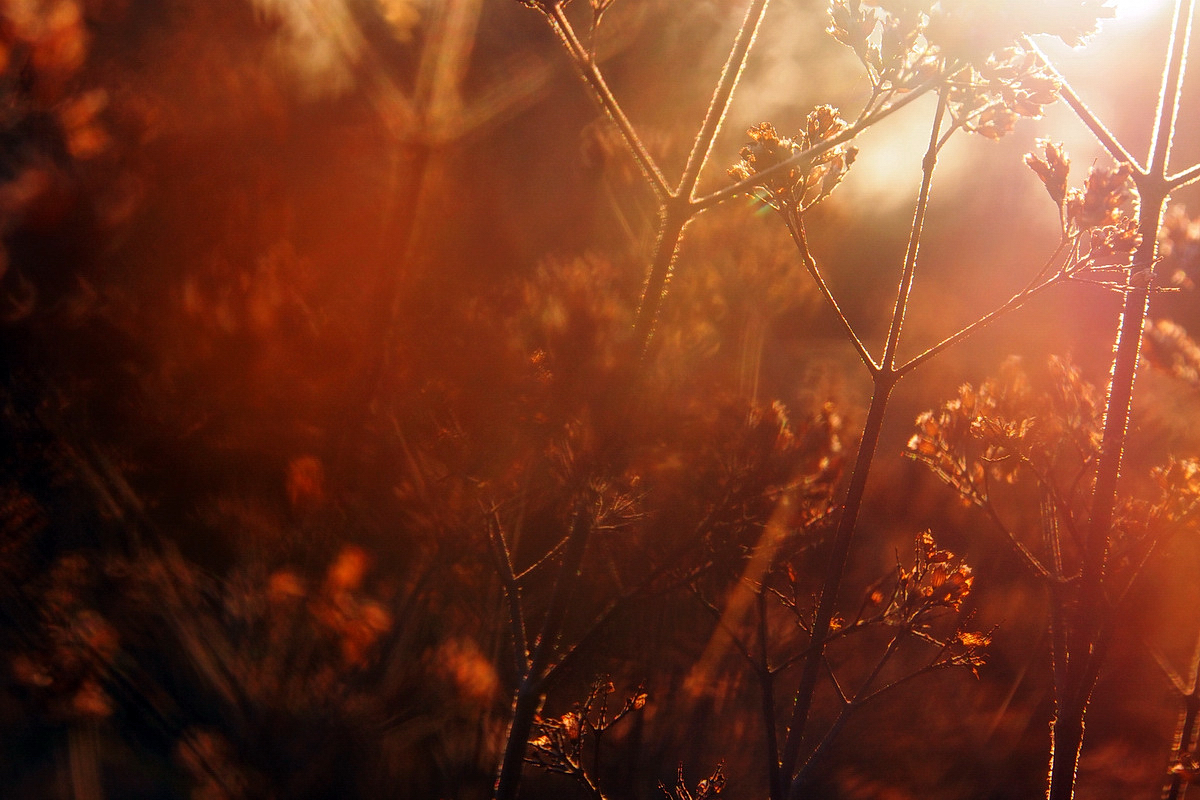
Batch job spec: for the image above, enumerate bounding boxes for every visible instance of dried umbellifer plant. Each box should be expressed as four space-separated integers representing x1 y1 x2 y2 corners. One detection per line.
502 1 1200 799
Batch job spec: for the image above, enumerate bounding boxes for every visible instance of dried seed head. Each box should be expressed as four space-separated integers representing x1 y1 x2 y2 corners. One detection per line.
1025 139 1070 205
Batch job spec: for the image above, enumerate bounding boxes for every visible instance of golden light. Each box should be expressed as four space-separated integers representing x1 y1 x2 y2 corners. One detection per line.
1110 0 1173 19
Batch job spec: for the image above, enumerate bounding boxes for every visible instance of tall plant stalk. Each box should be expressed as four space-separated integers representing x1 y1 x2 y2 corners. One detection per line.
493 509 592 800
493 6 771 795
777 92 947 799
1162 631 1200 800
1043 1 1198 796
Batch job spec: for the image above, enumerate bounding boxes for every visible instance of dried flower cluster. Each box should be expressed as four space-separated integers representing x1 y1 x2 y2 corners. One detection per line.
661 763 727 800
527 680 648 791
908 357 1102 509
884 531 975 625
727 108 858 213
864 531 990 676
827 0 940 90
830 0 1112 72
911 354 1200 597
946 46 1061 139
1026 140 1142 273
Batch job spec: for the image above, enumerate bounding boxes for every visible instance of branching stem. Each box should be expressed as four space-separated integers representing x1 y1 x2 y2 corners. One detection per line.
679 0 771 194
783 214 879 373
545 5 671 199
1047 3 1195 798
780 91 948 800
1025 37 1143 173
494 510 592 800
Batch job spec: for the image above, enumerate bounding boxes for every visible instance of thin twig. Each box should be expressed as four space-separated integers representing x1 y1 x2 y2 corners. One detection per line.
695 79 940 211
1145 0 1195 178
780 94 949 800
783 213 879 373
882 91 949 371
495 509 592 800
691 585 758 668
896 273 1062 376
895 241 1070 375
1023 37 1143 173
678 0 772 196
485 509 531 676
1168 162 1200 189
544 5 671 199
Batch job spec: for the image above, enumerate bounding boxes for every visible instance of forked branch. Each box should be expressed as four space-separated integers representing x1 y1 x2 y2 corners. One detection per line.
544 4 670 199
1024 37 1142 173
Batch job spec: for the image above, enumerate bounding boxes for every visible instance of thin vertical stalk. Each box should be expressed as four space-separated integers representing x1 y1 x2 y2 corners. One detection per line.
780 379 892 796
545 5 671 200
633 0 771 355
1024 37 1142 173
883 92 948 371
1146 0 1194 181
678 0 771 194
779 94 947 799
494 510 592 800
1164 632 1200 800
757 590 784 800
486 512 530 679
1048 3 1194 798
497 7 773 789
1075 203 1167 623
1166 695 1200 800
1046 197 1168 800
632 198 691 359
543 0 772 357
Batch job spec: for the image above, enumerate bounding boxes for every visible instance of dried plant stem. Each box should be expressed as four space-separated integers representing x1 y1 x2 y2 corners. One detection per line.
492 511 705 799
780 377 893 796
542 1 946 358
1170 162 1200 189
486 511 530 678
497 6 772 790
1047 173 1170 800
1025 38 1141 172
632 198 692 359
756 590 785 800
1164 633 1200 800
792 637 900 788
882 94 947 372
632 0 771 356
543 0 771 357
895 257 1066 377
783 217 878 372
778 95 948 800
1047 2 1195 798
545 5 670 200
678 0 771 191
1166 692 1200 800
494 510 591 800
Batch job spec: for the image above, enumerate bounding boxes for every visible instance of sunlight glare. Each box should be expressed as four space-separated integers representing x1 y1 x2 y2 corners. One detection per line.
1110 0 1170 20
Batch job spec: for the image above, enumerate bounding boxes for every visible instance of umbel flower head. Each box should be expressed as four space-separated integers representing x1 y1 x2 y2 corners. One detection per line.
829 1 1109 138
1025 140 1141 268
728 106 858 213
